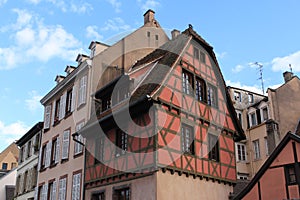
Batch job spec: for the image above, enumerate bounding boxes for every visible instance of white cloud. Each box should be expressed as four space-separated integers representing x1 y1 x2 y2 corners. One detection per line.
25 90 43 113
0 0 7 6
216 52 227 59
106 0 121 13
231 64 244 73
26 0 41 4
138 0 160 12
101 17 131 32
86 25 103 41
271 51 300 72
70 2 93 14
0 120 30 150
226 80 264 95
0 9 83 70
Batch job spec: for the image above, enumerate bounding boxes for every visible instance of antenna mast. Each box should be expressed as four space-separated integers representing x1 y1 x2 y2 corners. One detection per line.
252 62 264 95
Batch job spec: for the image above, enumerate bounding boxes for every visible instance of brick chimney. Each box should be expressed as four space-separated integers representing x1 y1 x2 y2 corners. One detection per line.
283 71 294 83
144 9 155 25
171 29 180 39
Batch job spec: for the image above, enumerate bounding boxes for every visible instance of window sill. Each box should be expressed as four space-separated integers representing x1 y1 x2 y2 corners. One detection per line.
39 167 46 172
49 162 57 168
74 152 83 158
64 111 72 119
61 158 69 164
77 103 86 111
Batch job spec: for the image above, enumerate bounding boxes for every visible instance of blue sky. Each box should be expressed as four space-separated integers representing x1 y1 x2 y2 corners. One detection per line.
0 0 299 151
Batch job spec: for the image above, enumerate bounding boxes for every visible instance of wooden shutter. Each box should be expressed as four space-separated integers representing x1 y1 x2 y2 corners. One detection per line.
34 186 38 200
45 141 52 168
62 130 70 159
43 184 48 200
55 137 60 164
82 76 87 104
51 101 56 126
52 179 57 200
59 93 67 120
71 85 76 112
37 146 42 171
44 105 51 129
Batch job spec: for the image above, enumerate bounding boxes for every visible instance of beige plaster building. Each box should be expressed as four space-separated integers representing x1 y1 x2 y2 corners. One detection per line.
228 71 300 181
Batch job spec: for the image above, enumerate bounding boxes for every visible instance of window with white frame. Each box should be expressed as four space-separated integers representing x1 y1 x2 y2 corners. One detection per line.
58 177 67 200
253 140 260 160
261 106 269 121
236 143 247 161
74 122 85 155
78 75 87 107
248 93 254 103
72 172 81 200
207 84 218 108
249 112 257 127
62 130 70 160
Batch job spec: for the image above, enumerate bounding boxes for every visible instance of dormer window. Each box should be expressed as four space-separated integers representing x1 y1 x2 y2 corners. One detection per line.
234 91 241 102
248 93 254 103
249 111 257 127
261 107 269 121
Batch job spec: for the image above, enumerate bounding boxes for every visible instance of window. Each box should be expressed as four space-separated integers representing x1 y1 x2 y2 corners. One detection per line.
234 91 241 102
181 124 195 154
32 165 38 189
193 47 199 60
182 70 194 95
72 172 81 200
34 133 40 153
62 130 70 160
44 105 51 129
285 165 297 185
78 75 87 106
2 162 8 170
236 143 246 161
264 137 269 156
48 180 57 200
114 187 130 200
66 89 73 115
262 107 269 121
253 140 260 160
23 171 28 192
91 192 105 200
101 95 111 112
51 137 60 165
38 183 48 200
111 86 129 106
155 34 159 46
207 84 218 108
237 174 249 180
200 51 205 63
248 93 254 103
236 110 242 126
20 146 24 163
249 112 257 127
58 177 67 200
208 134 219 162
95 137 104 164
195 77 206 102
27 140 32 158
116 129 127 156
11 162 17 169
54 99 61 124
41 144 47 169
74 122 85 155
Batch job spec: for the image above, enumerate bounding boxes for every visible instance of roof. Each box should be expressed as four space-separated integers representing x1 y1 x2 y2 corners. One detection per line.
16 122 43 147
247 96 268 109
233 132 300 199
227 86 266 98
130 25 244 140
0 143 19 163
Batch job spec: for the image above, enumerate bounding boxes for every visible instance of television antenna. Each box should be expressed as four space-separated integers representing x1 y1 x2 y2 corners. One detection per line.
249 62 264 95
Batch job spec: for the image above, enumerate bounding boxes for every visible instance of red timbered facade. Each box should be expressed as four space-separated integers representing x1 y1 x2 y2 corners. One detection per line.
82 25 245 200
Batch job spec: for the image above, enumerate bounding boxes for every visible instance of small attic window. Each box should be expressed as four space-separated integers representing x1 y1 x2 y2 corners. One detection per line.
90 47 96 58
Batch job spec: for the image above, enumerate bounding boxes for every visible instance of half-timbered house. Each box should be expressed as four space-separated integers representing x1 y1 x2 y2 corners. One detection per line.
81 25 245 200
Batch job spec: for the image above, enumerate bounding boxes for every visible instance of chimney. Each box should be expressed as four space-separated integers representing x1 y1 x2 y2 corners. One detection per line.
171 29 180 39
144 9 155 25
55 75 65 84
283 71 294 83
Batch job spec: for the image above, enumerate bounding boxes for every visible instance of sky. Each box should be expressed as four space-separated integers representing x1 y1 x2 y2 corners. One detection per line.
0 0 299 152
